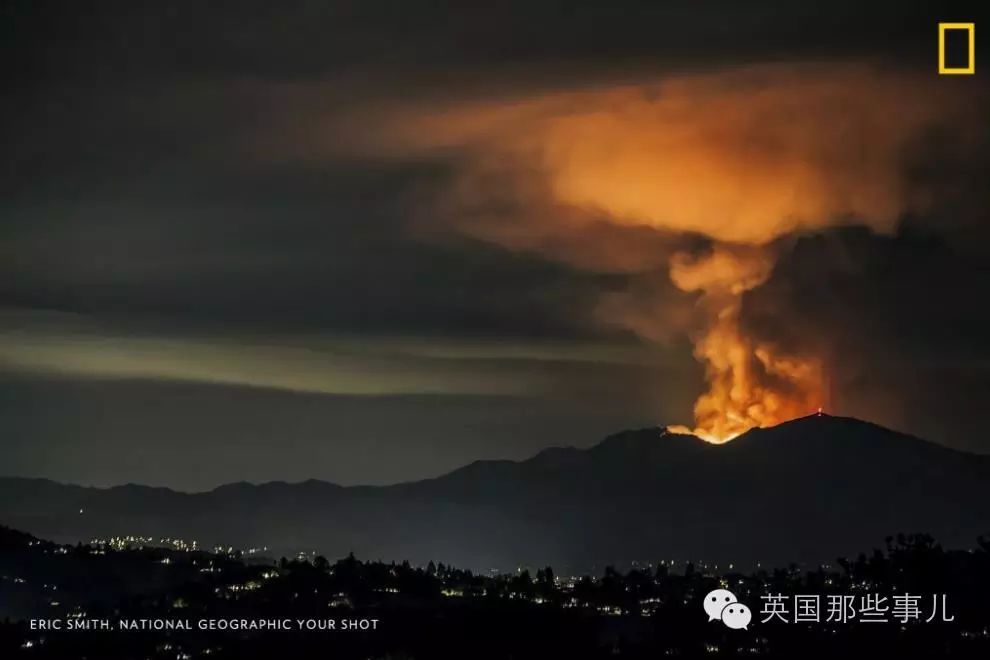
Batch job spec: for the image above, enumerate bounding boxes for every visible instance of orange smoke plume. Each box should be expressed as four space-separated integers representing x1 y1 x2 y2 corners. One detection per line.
339 64 964 441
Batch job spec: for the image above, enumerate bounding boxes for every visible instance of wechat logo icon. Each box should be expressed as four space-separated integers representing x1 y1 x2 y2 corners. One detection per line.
704 589 752 630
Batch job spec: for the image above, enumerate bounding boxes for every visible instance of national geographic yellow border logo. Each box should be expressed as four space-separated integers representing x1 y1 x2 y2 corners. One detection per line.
938 23 975 75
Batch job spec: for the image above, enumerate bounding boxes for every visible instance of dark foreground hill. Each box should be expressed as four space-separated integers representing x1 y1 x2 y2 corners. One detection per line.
1 415 988 570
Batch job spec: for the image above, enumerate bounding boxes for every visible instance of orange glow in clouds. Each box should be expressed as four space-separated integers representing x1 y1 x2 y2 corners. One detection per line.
358 65 957 441
523 68 938 440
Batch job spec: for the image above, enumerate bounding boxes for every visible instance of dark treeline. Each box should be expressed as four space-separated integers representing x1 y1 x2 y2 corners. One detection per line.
2 526 989 658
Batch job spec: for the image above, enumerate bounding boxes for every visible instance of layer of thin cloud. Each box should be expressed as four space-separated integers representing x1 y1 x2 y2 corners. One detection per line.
0 312 678 397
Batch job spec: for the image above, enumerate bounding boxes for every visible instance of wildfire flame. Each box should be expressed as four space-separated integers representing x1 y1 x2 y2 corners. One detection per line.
665 247 826 442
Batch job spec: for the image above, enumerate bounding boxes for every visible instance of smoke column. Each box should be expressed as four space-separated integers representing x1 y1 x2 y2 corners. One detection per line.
345 64 962 441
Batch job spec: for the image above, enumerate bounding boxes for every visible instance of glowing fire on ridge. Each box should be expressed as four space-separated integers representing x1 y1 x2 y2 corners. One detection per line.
664 247 826 443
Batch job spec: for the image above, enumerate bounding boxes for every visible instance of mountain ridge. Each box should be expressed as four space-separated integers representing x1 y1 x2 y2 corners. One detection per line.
1 414 988 571
3 414 982 494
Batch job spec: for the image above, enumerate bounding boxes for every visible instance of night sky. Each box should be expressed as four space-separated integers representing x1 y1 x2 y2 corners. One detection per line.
1 1 987 490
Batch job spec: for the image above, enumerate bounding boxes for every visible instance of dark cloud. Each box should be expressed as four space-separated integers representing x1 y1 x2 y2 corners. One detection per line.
742 227 990 450
1 1 963 88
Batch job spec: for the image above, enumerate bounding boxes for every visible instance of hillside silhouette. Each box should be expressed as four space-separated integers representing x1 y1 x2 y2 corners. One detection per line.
1 415 988 571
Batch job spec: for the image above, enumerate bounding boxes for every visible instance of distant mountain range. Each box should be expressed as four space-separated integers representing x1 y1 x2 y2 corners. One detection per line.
1 414 988 571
